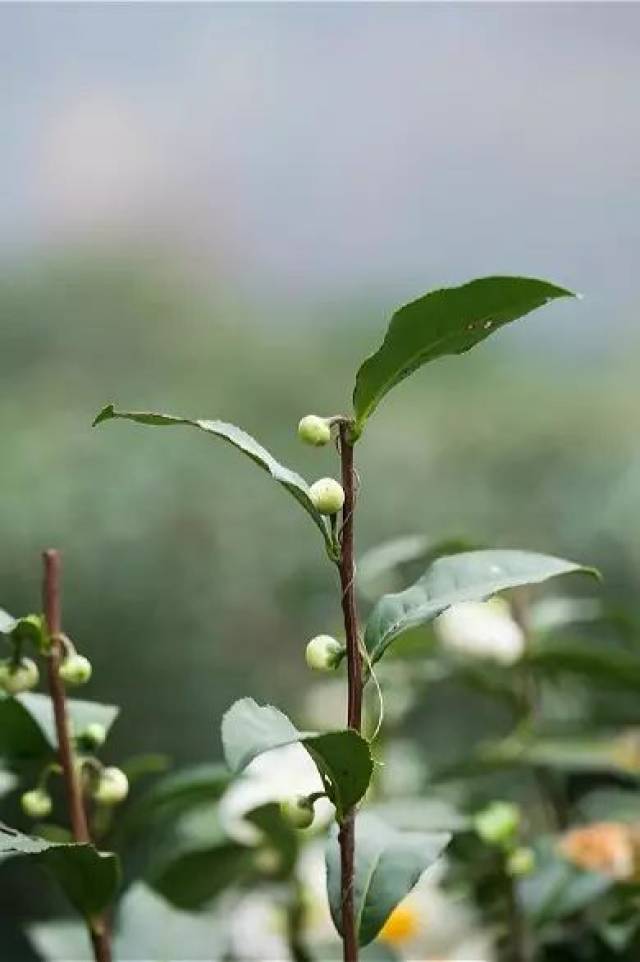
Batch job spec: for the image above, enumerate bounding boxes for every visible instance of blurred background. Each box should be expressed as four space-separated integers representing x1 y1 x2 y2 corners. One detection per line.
2 0 640 871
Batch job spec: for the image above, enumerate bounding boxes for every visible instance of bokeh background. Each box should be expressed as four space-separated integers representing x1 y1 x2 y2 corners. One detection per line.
2 0 640 879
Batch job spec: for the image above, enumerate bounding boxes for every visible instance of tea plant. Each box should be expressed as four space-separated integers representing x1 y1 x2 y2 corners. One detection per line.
89 275 597 962
1 551 127 962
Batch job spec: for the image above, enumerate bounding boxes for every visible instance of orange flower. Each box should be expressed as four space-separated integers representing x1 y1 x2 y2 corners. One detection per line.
558 822 640 881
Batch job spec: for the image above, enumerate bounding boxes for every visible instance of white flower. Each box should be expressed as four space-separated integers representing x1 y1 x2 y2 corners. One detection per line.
434 598 525 664
376 862 495 961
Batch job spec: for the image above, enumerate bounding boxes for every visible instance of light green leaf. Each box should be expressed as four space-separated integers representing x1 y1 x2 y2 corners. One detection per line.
93 405 334 557
0 822 119 918
222 698 373 820
357 536 475 602
0 693 119 760
365 549 597 665
352 276 574 435
326 813 449 946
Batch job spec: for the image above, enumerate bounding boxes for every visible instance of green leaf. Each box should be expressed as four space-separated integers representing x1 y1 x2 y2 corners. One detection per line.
352 276 574 435
0 693 119 760
357 536 475 602
221 698 373 820
93 405 334 557
148 805 251 910
325 813 449 946
0 822 119 918
527 639 640 689
519 838 611 928
124 764 232 831
365 549 597 665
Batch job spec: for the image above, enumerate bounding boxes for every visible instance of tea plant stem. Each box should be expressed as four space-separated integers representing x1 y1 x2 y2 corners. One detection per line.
42 550 112 962
337 423 362 962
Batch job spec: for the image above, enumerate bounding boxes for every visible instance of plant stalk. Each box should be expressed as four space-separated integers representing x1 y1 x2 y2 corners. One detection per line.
42 550 112 962
337 424 362 962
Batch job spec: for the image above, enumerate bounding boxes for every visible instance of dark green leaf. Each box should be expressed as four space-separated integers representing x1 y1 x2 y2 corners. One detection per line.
365 549 597 665
0 822 119 917
352 276 574 435
222 698 373 820
93 405 334 556
147 805 251 910
527 640 640 690
125 764 232 830
244 802 299 880
326 813 449 946
576 788 640 824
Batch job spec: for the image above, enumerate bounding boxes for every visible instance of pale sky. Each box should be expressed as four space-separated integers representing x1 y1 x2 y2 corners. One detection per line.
2 2 639 343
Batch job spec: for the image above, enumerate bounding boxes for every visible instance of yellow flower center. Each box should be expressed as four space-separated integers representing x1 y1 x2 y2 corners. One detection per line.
379 901 421 945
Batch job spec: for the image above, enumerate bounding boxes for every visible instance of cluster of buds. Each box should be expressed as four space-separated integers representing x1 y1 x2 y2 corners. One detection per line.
474 800 535 878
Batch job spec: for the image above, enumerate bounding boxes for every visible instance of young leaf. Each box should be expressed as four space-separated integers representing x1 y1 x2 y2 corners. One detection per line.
221 698 373 820
364 549 597 665
325 813 449 946
0 822 119 918
352 276 574 436
93 405 334 557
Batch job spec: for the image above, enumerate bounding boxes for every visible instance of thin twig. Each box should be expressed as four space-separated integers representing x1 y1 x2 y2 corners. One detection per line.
42 550 112 962
337 424 361 962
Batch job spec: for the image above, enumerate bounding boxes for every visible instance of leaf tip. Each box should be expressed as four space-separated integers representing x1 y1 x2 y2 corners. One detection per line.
92 404 115 427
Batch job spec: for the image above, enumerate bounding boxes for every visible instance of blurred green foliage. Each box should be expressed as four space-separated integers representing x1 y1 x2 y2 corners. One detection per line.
1 249 639 777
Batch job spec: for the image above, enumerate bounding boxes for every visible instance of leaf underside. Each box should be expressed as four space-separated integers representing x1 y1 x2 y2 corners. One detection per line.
0 692 119 760
352 275 574 435
92 405 333 555
221 698 373 819
326 813 450 945
364 549 598 665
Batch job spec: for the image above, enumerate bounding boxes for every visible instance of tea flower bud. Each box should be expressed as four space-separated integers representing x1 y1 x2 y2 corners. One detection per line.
80 722 107 748
298 415 331 447
305 635 344 672
0 657 39 695
59 654 92 687
507 846 536 877
92 766 129 806
280 794 314 830
309 478 345 516
21 788 52 820
474 801 520 847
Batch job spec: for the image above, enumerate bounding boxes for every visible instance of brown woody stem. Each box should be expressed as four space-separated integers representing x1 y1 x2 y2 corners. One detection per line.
337 424 362 962
42 550 112 962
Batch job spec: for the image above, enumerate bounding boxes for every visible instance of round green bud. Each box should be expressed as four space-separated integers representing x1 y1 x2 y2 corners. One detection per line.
506 846 536 877
280 795 314 830
80 722 107 748
21 788 52 820
298 415 331 447
474 801 521 847
59 654 92 687
309 478 345 516
92 766 129 806
305 634 344 672
0 657 39 695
